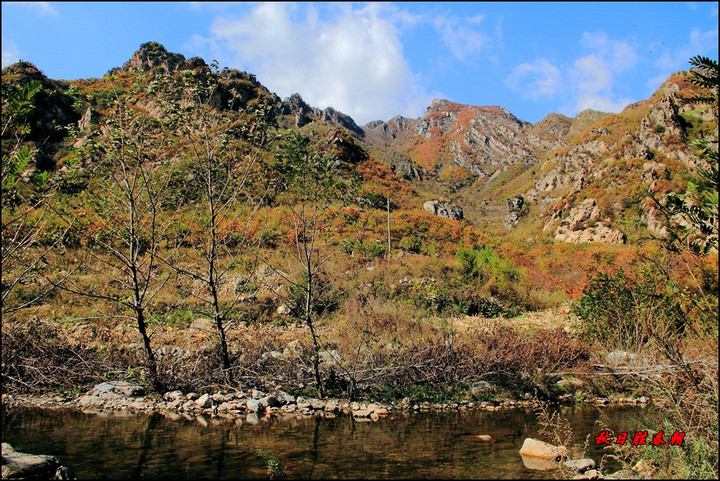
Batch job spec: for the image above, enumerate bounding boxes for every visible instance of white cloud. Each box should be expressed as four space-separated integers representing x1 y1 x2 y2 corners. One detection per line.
432 14 489 63
513 31 641 116
567 31 639 114
2 38 21 68
647 73 671 92
580 31 638 71
575 93 634 114
656 26 719 71
507 58 561 99
573 54 613 93
17 1 59 17
203 2 432 124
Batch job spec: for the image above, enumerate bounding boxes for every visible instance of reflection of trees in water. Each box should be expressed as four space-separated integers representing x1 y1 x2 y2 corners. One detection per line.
2 406 650 479
308 415 321 479
130 413 161 480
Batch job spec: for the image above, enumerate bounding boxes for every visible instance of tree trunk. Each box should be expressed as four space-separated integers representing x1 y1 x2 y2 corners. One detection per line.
136 307 159 389
305 273 324 398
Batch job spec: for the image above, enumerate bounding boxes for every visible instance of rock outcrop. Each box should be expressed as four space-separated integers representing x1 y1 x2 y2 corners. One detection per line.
109 41 197 75
423 200 464 220
504 195 526 230
279 93 365 138
551 198 625 244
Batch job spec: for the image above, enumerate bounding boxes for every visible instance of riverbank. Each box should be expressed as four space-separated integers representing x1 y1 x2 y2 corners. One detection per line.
1 380 650 424
3 396 656 480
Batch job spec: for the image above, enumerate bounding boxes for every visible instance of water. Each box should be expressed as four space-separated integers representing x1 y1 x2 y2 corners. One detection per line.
1 404 652 479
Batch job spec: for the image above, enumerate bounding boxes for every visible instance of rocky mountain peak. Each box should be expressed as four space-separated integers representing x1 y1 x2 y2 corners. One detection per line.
278 92 364 138
109 41 207 76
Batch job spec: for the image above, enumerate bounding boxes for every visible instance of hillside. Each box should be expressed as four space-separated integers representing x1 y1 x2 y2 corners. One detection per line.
2 43 717 411
4 42 715 247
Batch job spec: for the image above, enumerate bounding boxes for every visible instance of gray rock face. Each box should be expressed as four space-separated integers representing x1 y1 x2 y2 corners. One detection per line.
78 107 99 133
280 93 313 127
279 93 364 137
552 198 625 244
507 195 524 212
422 200 464 220
390 156 425 180
111 41 190 75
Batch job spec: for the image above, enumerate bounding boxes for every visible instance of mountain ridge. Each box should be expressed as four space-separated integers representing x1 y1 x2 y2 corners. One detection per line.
3 42 714 247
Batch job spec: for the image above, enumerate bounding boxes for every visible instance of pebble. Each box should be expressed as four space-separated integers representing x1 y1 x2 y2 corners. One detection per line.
5 382 645 430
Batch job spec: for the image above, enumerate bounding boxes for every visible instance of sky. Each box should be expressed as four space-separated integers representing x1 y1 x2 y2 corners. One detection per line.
2 2 718 125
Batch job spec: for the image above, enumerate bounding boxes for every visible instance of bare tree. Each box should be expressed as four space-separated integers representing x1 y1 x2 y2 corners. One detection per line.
58 93 171 389
269 131 359 398
153 65 274 383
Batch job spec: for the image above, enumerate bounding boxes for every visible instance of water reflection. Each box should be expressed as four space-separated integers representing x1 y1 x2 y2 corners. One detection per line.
1 404 652 479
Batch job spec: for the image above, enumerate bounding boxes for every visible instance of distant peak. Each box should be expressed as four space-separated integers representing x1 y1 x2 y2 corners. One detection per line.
429 98 451 109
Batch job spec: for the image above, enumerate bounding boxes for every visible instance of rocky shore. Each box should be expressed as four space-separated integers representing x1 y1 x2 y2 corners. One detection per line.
2 380 650 424
2 381 654 480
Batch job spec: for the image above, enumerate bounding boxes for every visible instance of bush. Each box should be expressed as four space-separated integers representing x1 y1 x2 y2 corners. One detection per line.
398 235 423 253
574 267 685 351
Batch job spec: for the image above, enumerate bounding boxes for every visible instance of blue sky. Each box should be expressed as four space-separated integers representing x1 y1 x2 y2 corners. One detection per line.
2 2 718 125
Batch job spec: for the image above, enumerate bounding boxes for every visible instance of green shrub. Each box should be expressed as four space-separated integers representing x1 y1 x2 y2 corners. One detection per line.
399 235 423 253
574 267 685 350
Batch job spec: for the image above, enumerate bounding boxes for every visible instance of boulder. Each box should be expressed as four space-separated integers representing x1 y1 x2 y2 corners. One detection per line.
318 349 342 366
564 458 596 473
519 438 568 462
572 468 601 479
504 211 523 230
260 396 283 408
352 409 373 418
163 390 185 402
470 381 496 397
521 454 562 471
1 443 63 480
277 391 296 405
246 399 263 413
308 398 326 410
276 304 292 316
195 393 214 409
88 381 145 398
55 465 76 480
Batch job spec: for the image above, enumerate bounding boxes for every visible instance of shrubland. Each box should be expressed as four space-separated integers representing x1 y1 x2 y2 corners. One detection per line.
1 49 717 478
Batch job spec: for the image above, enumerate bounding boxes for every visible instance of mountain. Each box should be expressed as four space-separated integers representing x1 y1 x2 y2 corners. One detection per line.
2 42 715 247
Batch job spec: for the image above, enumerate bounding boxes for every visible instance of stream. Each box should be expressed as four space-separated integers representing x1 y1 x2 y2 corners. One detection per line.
1 404 652 479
